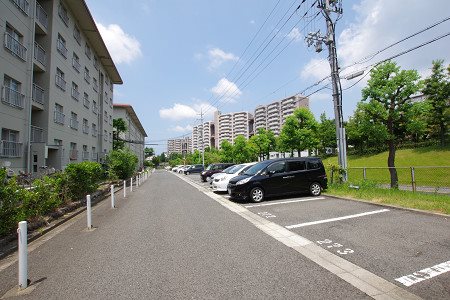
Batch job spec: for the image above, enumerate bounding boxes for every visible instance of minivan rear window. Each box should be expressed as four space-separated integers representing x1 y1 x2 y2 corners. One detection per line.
287 161 306 172
307 160 321 170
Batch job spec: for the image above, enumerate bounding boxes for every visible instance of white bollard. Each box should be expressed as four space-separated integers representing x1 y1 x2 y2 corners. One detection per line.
131 177 133 192
111 185 115 208
86 195 92 229
123 180 126 197
18 221 28 290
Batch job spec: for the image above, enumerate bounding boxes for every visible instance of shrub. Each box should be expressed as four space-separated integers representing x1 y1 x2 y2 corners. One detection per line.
106 149 138 180
24 176 62 219
65 161 103 201
0 169 28 235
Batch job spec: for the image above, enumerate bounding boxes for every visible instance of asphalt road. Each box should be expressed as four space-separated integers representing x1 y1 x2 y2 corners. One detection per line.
182 171 450 299
0 170 373 299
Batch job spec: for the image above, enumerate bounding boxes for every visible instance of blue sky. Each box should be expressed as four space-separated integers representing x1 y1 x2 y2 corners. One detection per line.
85 0 450 154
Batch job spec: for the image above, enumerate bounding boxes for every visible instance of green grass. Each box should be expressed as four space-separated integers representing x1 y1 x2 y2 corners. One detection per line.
322 146 450 188
325 182 450 215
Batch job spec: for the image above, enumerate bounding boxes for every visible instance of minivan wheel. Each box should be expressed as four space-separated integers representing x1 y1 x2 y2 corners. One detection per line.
250 187 264 203
186 172 190 175
310 182 322 196
206 176 211 182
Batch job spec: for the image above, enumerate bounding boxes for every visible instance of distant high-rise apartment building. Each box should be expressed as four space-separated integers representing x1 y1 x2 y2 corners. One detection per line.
0 0 122 174
113 104 147 169
191 121 214 152
167 136 191 156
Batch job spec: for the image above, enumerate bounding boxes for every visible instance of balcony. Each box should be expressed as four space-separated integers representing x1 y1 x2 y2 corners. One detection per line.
33 42 46 71
35 2 48 32
2 86 25 109
92 128 98 137
69 118 79 130
69 149 78 161
92 104 98 114
83 97 90 109
58 4 69 26
82 124 89 134
82 151 89 161
73 28 81 45
84 71 91 84
56 39 67 58
93 80 98 92
72 58 81 73
11 0 29 15
53 110 65 125
55 75 66 91
71 88 80 101
4 32 27 61
31 126 44 142
32 83 44 107
0 140 23 157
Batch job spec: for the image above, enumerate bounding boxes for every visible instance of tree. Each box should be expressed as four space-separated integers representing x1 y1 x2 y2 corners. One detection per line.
405 101 432 143
317 113 336 155
106 149 138 180
219 140 234 162
151 156 160 168
232 135 252 163
278 116 298 157
144 147 155 158
422 60 450 146
249 128 270 160
112 118 127 150
361 61 422 188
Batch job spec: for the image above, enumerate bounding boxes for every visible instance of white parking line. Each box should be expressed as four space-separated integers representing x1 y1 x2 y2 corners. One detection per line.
395 261 450 287
286 209 390 229
245 197 325 208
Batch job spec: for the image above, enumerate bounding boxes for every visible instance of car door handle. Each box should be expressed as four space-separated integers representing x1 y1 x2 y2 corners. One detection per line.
282 176 294 179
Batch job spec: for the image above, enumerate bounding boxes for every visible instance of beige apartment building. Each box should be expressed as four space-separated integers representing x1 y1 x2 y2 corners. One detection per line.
167 136 191 156
191 121 214 152
1 0 122 175
113 104 147 169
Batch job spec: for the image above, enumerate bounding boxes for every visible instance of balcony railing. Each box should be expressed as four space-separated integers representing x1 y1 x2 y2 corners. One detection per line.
0 140 23 157
84 72 91 84
93 80 98 92
58 4 69 26
55 75 66 91
32 83 44 105
73 28 81 45
33 42 46 66
57 39 67 58
54 110 65 124
82 124 89 134
11 0 29 15
92 128 97 137
83 97 90 109
31 126 44 143
82 151 89 161
71 88 80 101
91 152 98 161
104 134 108 141
2 86 25 109
4 32 27 61
69 118 79 130
35 2 48 29
69 149 78 160
92 104 98 114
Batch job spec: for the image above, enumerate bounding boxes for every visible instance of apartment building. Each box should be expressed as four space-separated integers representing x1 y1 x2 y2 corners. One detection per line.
232 112 253 141
191 121 214 152
167 136 191 156
217 112 232 146
113 104 147 169
0 0 122 174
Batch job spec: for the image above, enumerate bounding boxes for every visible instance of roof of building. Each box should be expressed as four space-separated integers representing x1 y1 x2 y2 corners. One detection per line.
113 104 147 137
66 0 123 84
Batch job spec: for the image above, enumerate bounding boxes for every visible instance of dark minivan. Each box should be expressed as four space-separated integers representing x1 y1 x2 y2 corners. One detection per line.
200 163 235 182
227 157 327 202
184 164 204 175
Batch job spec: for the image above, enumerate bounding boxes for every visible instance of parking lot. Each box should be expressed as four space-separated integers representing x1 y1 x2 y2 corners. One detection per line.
177 171 450 299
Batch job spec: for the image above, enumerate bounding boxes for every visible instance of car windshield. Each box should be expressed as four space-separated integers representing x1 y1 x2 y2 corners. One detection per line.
243 161 272 176
239 164 254 174
224 164 243 174
205 165 214 171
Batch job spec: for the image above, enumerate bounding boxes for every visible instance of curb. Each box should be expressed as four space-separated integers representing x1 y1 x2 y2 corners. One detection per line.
323 193 450 218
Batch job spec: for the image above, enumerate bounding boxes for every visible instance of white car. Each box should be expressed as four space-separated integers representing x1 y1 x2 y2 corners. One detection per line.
172 165 184 172
211 162 256 192
178 165 192 173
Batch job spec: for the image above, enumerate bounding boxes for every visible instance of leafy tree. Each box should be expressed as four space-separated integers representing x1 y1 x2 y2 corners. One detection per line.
318 113 336 155
106 149 138 180
422 60 450 146
249 128 277 160
405 101 432 143
233 135 252 163
204 147 221 165
144 147 155 158
278 116 298 157
159 152 166 163
112 118 127 150
220 140 234 162
151 156 160 167
361 61 422 188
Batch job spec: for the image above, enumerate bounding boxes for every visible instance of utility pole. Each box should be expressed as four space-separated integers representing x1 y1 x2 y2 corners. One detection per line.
198 109 205 167
306 0 347 181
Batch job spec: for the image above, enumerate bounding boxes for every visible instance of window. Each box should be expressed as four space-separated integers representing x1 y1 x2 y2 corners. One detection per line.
287 160 306 172
72 52 80 72
92 100 98 114
56 34 67 58
109 115 112 125
85 43 91 59
104 130 108 141
73 25 81 45
93 77 98 92
2 75 24 108
1 128 21 158
4 24 27 61
55 68 66 91
58 2 69 26
109 132 112 142
54 139 62 146
84 67 90 83
11 0 30 15
91 147 96 160
69 142 77 160
83 92 90 108
82 118 89 134
104 111 107 123
82 145 89 160
267 161 286 174
70 112 78 130
71 82 79 101
93 56 99 70
92 123 97 137
307 160 321 170
54 103 64 124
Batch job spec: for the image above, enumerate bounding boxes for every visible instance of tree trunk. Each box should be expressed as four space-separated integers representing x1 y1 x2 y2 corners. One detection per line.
387 139 398 189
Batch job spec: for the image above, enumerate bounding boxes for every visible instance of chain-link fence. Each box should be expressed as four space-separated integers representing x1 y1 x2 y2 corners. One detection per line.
329 166 450 194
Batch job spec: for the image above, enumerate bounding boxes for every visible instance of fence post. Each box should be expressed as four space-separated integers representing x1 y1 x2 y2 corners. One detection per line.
330 168 334 184
411 167 416 192
111 185 115 208
363 168 367 181
131 177 133 192
86 195 92 229
18 221 28 290
123 180 126 197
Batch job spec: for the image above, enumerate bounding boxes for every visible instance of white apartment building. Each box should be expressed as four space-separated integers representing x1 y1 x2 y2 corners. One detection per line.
232 112 253 141
113 104 147 169
167 136 191 156
191 121 214 152
217 113 232 146
0 0 122 174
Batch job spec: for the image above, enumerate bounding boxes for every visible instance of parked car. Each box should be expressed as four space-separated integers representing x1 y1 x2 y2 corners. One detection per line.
172 165 183 172
184 164 204 175
227 157 327 202
200 163 235 182
178 165 192 173
212 162 256 192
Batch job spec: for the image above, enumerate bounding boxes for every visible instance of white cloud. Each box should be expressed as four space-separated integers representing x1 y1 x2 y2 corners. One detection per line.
207 48 238 70
96 23 142 64
287 28 302 42
159 103 197 120
170 125 193 133
210 78 242 103
300 58 330 81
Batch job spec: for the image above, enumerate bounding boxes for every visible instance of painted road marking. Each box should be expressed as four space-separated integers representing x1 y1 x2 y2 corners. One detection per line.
286 209 390 229
395 260 450 287
245 197 325 208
